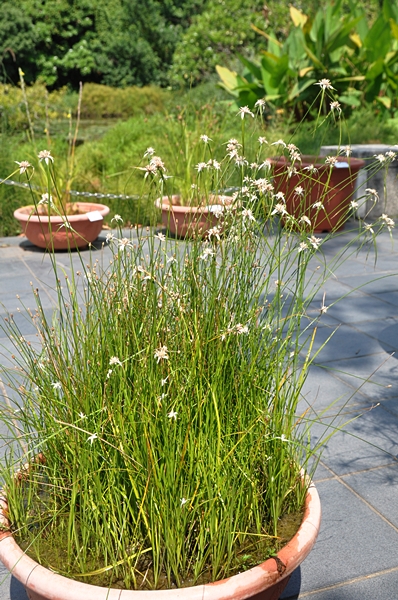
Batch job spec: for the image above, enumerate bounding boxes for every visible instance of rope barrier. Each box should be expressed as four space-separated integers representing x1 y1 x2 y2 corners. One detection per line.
0 179 240 201
0 178 139 201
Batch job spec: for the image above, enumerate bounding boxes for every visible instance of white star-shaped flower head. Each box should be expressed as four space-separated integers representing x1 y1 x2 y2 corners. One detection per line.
315 79 335 90
15 160 32 174
38 150 54 165
237 106 255 119
154 345 169 363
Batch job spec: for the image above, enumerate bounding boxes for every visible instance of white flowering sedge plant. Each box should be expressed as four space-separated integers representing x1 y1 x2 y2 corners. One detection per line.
11 70 84 218
133 104 270 209
0 89 395 591
269 79 398 237
264 81 398 236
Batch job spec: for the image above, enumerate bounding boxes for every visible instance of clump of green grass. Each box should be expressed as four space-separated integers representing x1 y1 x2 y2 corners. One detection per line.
0 209 315 588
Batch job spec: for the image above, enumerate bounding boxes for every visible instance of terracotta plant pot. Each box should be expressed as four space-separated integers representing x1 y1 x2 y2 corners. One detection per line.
0 483 320 600
270 155 365 232
13 202 110 250
155 195 232 239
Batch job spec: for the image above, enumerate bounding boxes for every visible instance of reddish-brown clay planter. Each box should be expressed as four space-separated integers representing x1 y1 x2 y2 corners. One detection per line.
14 202 110 250
155 195 232 239
270 155 365 232
0 483 320 600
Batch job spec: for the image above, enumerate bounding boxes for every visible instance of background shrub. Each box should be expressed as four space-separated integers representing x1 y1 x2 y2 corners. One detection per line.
79 84 170 120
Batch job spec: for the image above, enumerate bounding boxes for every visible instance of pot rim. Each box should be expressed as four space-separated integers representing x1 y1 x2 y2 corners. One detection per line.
155 195 233 214
269 155 365 170
13 202 110 224
0 483 320 600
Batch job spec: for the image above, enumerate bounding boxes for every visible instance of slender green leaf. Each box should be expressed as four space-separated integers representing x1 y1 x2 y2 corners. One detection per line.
303 44 325 70
260 51 283 75
288 78 317 101
215 66 238 92
363 15 392 63
269 54 289 88
339 94 362 107
236 53 262 81
390 19 398 41
365 58 385 81
261 67 279 96
309 11 324 44
383 0 396 22
376 96 392 109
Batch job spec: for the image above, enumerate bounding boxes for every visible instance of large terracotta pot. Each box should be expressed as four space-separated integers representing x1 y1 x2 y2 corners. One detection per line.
155 195 232 239
270 155 365 232
0 483 320 600
13 202 110 250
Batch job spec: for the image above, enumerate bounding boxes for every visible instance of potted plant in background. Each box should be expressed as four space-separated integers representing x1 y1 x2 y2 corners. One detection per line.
0 85 395 600
152 107 243 238
12 72 110 250
269 150 365 233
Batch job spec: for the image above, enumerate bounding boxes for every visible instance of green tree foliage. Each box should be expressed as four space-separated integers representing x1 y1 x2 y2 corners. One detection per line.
92 0 206 87
0 0 204 88
0 4 36 83
2 0 101 86
169 0 274 87
0 0 384 91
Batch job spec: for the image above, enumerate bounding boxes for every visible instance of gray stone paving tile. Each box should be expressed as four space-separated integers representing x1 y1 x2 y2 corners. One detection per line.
0 334 41 376
0 568 28 600
283 567 398 599
0 304 53 342
281 478 398 596
0 311 43 338
0 258 32 277
300 364 371 411
301 309 341 329
1 278 37 296
310 403 398 475
342 464 398 528
359 252 398 271
321 293 396 324
378 396 398 417
311 461 333 482
350 318 398 353
336 273 398 294
311 257 383 279
320 353 398 402
0 300 55 324
372 290 398 307
305 286 398 323
0 247 23 265
1 225 398 600
301 323 388 363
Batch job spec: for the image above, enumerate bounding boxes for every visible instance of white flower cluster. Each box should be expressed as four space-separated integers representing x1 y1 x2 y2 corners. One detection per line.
374 151 396 164
226 138 248 166
195 159 221 172
142 156 166 178
221 322 250 340
381 214 395 231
